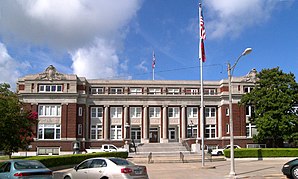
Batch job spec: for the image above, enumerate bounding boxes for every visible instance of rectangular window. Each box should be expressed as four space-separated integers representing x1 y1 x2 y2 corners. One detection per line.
187 107 198 118
91 107 103 118
38 105 61 117
187 124 197 138
148 88 161 95
129 88 142 95
205 107 216 118
225 108 229 116
226 123 230 134
149 107 161 117
244 86 253 93
246 106 252 116
168 107 179 118
37 147 60 155
185 88 199 95
205 124 216 138
78 107 83 116
111 107 122 118
110 88 123 94
38 124 61 140
167 88 180 95
246 123 257 138
91 125 103 139
91 87 104 94
204 88 216 95
130 107 142 118
110 125 122 140
78 124 82 135
39 84 63 93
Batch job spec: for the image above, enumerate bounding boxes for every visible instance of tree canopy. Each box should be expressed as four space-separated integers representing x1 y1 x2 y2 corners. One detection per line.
240 67 298 147
0 83 38 158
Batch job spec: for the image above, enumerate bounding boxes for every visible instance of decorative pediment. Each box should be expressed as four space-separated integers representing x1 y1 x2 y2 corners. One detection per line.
242 68 258 83
36 65 65 81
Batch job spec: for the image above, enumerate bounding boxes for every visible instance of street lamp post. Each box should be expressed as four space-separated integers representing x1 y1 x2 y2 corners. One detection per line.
228 48 252 177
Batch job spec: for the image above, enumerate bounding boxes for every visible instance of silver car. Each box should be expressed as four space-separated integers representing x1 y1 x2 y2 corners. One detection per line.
63 157 148 179
0 159 53 179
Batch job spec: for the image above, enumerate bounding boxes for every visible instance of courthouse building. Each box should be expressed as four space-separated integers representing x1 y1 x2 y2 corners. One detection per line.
16 65 257 156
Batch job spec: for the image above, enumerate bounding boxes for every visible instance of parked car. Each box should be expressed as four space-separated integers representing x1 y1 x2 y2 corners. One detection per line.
85 144 128 153
282 158 298 179
63 157 148 179
211 145 241 156
0 159 53 179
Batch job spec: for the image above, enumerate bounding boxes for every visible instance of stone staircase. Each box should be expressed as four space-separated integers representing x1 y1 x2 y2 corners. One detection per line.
135 142 189 154
127 142 224 164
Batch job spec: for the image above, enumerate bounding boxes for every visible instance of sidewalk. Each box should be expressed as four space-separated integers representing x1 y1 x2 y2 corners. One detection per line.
141 158 290 179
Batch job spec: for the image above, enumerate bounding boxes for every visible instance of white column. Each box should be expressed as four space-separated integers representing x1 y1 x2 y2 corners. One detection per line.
181 105 186 141
162 105 168 143
218 106 222 138
142 105 149 143
124 106 129 139
104 105 109 140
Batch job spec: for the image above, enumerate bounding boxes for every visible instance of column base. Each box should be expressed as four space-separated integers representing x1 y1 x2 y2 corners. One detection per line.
160 138 169 143
141 138 149 143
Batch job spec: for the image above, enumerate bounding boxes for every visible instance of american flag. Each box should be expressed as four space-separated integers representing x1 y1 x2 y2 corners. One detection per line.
152 51 156 69
199 3 206 62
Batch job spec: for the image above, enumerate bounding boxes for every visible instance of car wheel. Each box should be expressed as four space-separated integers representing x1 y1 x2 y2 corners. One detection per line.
291 166 298 179
218 151 223 155
64 176 71 179
100 177 109 179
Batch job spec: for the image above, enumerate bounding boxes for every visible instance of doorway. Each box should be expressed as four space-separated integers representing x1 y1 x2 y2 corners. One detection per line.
149 128 159 143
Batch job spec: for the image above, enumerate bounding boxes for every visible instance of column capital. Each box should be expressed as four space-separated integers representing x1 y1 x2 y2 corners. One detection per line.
104 105 109 108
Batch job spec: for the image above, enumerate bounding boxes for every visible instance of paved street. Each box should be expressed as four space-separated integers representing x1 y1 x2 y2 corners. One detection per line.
53 158 291 179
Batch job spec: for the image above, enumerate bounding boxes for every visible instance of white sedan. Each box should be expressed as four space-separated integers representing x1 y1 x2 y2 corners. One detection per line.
63 157 148 179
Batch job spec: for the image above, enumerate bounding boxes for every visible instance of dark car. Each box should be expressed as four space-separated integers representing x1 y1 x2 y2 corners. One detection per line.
282 158 298 179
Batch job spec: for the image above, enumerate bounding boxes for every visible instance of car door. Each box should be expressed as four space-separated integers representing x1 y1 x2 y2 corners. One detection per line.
87 159 107 179
71 160 92 179
0 162 11 179
109 145 117 152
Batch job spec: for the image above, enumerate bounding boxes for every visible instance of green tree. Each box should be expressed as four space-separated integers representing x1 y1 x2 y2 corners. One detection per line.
240 67 298 147
0 83 38 158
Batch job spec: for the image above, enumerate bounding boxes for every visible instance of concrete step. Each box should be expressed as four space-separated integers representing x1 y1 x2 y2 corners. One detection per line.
127 154 225 164
136 142 189 153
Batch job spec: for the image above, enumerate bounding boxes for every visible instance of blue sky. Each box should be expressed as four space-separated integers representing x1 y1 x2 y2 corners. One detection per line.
0 0 297 89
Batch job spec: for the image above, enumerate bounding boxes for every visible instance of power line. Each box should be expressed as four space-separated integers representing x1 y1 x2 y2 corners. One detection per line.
109 63 224 79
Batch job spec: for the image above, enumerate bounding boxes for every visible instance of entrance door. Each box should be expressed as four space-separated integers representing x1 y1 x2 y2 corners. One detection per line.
149 128 159 143
168 128 176 141
131 127 141 144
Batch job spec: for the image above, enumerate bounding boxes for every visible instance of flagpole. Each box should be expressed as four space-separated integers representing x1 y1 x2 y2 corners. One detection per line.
153 68 155 80
199 2 205 167
152 51 155 80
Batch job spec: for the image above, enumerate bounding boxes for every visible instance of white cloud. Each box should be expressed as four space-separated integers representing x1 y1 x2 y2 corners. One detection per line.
0 0 141 80
136 60 148 73
70 39 119 79
0 43 30 89
205 0 278 39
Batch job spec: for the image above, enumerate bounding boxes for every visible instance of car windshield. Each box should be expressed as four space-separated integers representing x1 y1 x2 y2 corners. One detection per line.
14 161 46 170
109 158 134 166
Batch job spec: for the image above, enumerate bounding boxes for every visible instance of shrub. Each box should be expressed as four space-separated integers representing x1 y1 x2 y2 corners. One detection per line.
25 151 129 168
224 148 298 158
